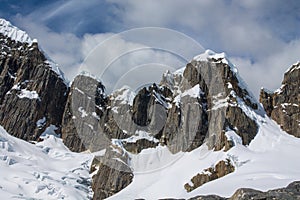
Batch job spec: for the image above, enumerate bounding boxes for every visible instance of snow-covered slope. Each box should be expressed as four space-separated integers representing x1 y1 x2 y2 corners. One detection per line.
0 18 33 44
0 126 95 199
2 82 299 200
1 21 299 199
108 109 300 199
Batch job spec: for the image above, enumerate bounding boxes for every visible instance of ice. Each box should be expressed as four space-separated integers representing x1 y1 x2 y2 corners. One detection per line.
39 125 60 139
225 130 243 146
211 94 229 110
111 106 119 113
173 67 185 75
0 18 32 44
286 61 300 73
0 126 94 199
153 90 170 109
120 130 159 144
79 71 103 83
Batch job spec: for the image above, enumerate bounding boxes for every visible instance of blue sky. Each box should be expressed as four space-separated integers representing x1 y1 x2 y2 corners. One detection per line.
1 0 300 96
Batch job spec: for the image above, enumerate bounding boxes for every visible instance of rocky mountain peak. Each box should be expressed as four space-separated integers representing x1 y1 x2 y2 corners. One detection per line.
77 50 262 199
0 19 68 141
260 61 300 137
158 50 260 152
1 18 300 200
0 18 33 45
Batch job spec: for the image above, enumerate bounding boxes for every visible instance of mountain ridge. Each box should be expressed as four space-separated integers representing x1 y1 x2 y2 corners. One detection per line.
0 18 299 200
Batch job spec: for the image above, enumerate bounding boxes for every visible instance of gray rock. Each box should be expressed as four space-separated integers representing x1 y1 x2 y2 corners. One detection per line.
67 58 261 199
91 146 133 200
61 74 109 152
184 159 235 192
230 181 300 200
260 62 300 137
189 181 300 200
160 60 259 152
0 33 68 141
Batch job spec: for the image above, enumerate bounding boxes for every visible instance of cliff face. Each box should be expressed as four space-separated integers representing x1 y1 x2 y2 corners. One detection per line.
0 23 68 141
158 51 260 154
0 23 262 198
3 18 298 200
59 50 261 199
260 62 300 137
61 74 108 152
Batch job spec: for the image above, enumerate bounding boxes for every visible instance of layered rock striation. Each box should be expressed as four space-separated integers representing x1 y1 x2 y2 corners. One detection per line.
57 51 262 199
260 62 300 137
2 18 296 200
0 19 68 141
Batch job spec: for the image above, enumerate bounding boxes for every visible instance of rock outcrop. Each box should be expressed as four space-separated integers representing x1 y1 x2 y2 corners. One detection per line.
61 74 108 152
189 181 300 200
260 62 300 137
0 19 68 141
184 159 235 192
160 50 259 153
91 147 133 200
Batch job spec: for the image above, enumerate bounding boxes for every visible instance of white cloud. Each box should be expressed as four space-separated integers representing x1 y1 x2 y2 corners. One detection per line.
79 31 201 93
13 15 82 80
106 0 300 96
231 39 300 97
13 16 202 93
10 0 300 97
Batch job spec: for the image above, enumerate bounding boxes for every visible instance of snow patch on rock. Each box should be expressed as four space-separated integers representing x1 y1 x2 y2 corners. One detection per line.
17 89 40 100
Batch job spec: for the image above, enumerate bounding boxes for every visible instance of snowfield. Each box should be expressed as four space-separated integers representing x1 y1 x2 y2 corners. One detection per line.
0 126 94 200
108 116 300 199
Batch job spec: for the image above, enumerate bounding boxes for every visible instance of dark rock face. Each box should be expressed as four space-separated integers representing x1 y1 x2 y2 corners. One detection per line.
259 89 274 116
123 138 158 154
161 84 208 153
184 159 235 192
160 59 259 153
64 56 261 199
61 74 109 152
230 181 300 200
92 163 133 200
132 84 171 133
1 20 294 200
0 34 68 141
61 76 137 198
91 147 133 200
189 195 226 200
189 181 300 200
260 62 300 137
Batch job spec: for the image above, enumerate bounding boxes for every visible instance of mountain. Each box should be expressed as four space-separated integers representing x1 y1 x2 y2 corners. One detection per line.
0 18 300 200
260 61 300 137
0 18 68 141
